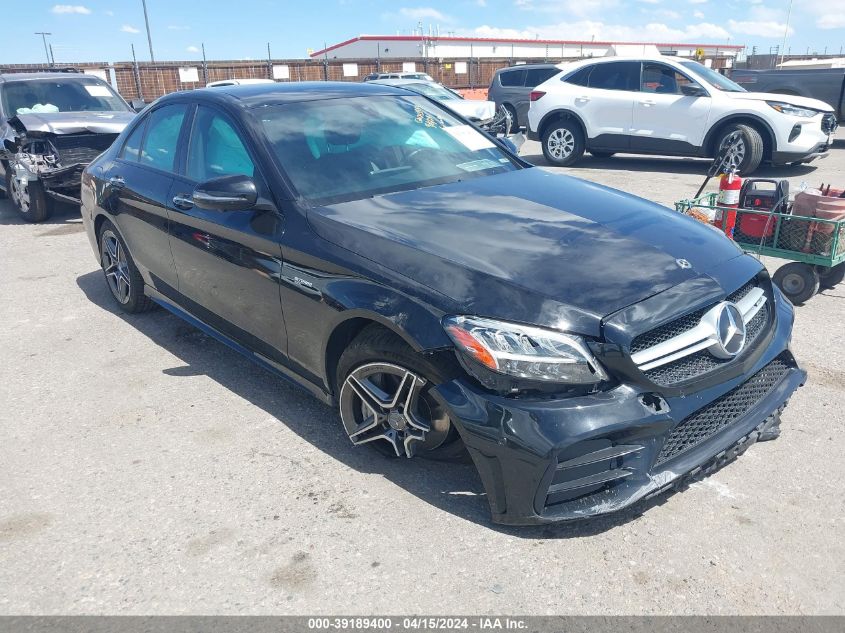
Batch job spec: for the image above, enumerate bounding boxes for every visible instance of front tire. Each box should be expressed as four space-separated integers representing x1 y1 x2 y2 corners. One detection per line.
336 325 465 461
542 119 585 166
6 169 54 222
98 220 155 313
773 262 819 305
715 123 764 175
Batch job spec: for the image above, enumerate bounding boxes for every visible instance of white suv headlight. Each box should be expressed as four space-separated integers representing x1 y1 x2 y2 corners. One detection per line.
443 315 608 384
767 101 818 118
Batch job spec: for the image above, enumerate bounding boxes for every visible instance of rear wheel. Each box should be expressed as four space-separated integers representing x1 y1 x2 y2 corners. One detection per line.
715 124 764 175
818 263 845 289
337 325 465 461
542 119 585 167
773 262 819 305
98 220 155 313
6 170 54 222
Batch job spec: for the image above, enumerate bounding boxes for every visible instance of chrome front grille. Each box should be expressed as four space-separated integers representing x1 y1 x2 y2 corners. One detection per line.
630 280 769 386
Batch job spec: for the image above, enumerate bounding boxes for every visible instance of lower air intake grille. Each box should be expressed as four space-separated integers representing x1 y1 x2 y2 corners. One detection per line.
654 356 790 467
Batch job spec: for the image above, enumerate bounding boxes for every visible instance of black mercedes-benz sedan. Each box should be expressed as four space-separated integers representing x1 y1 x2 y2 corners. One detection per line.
81 82 805 525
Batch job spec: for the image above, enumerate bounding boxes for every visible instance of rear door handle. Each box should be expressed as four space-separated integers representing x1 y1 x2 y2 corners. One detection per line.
575 96 590 103
108 175 125 189
172 194 194 210
641 99 657 107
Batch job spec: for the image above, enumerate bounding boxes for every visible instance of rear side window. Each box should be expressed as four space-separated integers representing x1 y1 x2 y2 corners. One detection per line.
120 121 146 162
524 68 558 88
564 65 593 87
588 62 640 91
499 69 526 87
139 104 187 172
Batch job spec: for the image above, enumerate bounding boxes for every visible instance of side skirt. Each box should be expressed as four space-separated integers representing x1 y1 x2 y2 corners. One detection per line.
144 285 334 406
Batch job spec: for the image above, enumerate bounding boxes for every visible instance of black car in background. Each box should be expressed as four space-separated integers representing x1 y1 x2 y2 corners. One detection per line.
81 82 804 525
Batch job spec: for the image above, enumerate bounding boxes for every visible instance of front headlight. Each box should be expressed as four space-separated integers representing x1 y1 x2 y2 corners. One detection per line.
442 315 608 384
767 101 818 118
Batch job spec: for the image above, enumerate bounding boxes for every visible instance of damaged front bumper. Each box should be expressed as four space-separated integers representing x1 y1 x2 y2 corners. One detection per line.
433 293 805 525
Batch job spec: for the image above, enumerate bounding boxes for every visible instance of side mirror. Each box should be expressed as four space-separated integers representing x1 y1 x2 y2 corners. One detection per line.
681 84 707 98
130 99 146 112
192 174 258 212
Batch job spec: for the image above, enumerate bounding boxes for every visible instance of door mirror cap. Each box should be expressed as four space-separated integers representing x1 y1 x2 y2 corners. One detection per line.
681 84 707 97
192 174 258 212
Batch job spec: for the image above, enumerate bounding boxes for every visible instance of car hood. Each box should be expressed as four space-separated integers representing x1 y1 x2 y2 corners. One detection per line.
724 91 834 112
7 111 136 135
307 168 743 336
443 99 496 121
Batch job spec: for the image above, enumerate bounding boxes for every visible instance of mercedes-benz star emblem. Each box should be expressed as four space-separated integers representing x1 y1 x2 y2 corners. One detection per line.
676 258 692 269
709 302 746 359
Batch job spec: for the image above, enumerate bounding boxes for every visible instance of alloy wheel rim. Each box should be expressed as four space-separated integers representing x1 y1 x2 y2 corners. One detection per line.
548 128 575 160
722 131 746 171
100 230 131 304
339 362 450 458
10 177 30 213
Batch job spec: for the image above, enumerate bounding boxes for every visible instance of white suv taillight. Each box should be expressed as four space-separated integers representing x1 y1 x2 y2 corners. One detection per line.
530 91 546 102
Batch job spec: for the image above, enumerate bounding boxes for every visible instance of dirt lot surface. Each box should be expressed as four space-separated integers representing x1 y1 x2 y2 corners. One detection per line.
1 131 843 615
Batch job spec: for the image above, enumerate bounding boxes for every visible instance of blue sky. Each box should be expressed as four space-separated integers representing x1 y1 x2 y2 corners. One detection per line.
4 1 844 64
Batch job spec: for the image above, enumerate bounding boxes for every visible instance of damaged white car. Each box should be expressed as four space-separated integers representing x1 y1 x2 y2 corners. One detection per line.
370 78 524 150
0 71 135 222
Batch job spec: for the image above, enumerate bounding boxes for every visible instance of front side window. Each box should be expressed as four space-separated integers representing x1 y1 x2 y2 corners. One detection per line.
139 104 187 173
120 121 146 162
0 78 130 115
587 62 640 91
499 69 526 87
186 106 255 182
259 95 520 205
641 63 697 94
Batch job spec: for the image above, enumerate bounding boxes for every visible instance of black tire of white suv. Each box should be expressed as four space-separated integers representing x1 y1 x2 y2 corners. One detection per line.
715 123 764 176
541 119 585 167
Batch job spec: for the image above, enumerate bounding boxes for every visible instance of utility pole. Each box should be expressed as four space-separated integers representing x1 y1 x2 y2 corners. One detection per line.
35 32 52 66
267 42 273 80
140 0 155 62
49 44 56 66
201 43 208 84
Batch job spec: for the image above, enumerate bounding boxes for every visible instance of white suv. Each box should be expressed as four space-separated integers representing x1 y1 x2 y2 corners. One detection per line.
527 56 838 173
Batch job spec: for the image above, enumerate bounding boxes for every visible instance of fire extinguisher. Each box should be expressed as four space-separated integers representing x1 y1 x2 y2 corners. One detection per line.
716 169 742 238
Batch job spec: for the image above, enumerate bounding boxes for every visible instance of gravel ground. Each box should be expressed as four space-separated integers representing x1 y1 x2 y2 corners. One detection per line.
1 131 843 615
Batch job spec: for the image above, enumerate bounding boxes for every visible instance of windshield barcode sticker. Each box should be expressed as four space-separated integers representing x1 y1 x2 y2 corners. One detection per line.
85 85 112 97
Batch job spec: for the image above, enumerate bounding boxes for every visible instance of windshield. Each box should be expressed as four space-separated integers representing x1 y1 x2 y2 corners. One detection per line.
402 82 462 101
0 77 131 115
679 61 746 92
259 95 519 205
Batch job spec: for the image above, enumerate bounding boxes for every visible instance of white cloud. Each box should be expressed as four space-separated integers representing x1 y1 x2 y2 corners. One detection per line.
167 25 191 30
186 45 200 53
693 10 704 18
51 4 91 14
398 7 450 21
727 19 793 38
638 0 661 3
104 10 114 16
471 20 729 42
688 0 707 4
121 24 140 33
476 0 487 6
817 14 845 28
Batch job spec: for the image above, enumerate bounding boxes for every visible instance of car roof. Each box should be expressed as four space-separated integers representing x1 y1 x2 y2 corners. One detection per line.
0 71 106 83
159 80 415 108
495 63 565 73
369 78 438 86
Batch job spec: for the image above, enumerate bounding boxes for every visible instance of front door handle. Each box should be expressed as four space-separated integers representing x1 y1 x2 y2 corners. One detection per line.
108 175 125 189
172 194 194 210
641 99 657 107
575 96 590 103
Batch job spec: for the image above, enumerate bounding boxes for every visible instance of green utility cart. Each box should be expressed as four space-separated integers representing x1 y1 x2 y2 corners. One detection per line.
675 192 845 304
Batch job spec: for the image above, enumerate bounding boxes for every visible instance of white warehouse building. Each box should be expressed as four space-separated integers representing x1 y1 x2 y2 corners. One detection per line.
311 35 744 63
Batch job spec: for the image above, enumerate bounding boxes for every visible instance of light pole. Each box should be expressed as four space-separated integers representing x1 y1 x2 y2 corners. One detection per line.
779 0 793 67
35 32 52 66
140 0 155 62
